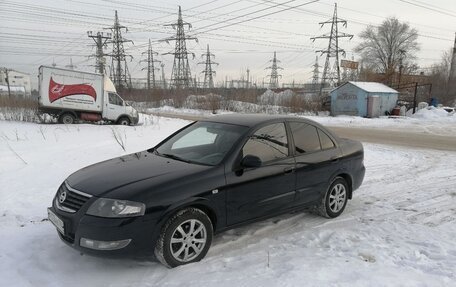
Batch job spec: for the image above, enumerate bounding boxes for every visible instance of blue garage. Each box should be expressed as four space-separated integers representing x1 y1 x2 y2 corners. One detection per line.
330 82 399 117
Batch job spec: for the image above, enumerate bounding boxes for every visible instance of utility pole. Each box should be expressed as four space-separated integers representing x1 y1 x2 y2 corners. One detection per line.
198 44 218 89
312 55 320 90
160 63 167 89
141 39 161 90
246 68 250 89
265 51 283 89
87 31 111 74
311 3 353 98
161 6 197 89
3 68 11 98
105 10 133 91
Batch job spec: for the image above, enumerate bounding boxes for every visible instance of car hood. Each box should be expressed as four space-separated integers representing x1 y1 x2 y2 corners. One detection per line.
66 151 211 198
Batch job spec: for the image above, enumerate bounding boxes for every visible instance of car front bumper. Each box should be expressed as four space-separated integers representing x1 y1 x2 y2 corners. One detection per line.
48 202 161 258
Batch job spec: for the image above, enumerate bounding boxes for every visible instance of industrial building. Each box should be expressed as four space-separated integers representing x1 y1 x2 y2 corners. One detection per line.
330 81 399 117
0 68 32 97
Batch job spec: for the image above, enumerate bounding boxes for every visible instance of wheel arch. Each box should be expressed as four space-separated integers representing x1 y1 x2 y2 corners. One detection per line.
334 173 353 199
58 110 78 118
116 114 133 124
158 198 218 233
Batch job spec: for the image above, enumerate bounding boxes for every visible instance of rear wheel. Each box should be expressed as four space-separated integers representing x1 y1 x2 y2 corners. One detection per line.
117 117 130 126
58 113 75 124
154 208 213 268
314 177 348 218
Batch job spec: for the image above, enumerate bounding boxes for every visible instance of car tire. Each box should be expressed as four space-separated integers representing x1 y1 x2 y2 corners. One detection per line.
59 113 76 124
117 117 130 126
154 208 213 268
314 177 349 218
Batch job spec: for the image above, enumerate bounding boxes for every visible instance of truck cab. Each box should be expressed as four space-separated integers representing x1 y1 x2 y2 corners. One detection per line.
102 78 139 125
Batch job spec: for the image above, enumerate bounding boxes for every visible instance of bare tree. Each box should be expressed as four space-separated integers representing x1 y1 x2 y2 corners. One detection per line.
429 49 455 105
355 17 420 85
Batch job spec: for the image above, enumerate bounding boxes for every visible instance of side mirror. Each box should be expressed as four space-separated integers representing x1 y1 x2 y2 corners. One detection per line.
241 155 262 168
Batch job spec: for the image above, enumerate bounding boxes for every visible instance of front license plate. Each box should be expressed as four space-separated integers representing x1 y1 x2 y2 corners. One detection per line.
47 208 64 234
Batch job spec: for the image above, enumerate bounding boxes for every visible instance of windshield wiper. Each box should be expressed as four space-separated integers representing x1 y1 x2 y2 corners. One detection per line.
160 153 194 164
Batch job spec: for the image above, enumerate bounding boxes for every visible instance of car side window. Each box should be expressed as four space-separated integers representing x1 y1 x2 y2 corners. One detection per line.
242 123 289 163
289 122 321 154
108 93 123 106
318 128 335 150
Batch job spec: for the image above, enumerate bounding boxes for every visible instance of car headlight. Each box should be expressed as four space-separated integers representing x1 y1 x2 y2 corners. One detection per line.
86 198 145 218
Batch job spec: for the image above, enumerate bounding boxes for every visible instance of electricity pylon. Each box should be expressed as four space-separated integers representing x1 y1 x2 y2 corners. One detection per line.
160 63 167 89
311 3 353 97
106 10 133 91
161 6 197 89
312 55 320 89
141 39 161 90
265 51 283 89
87 31 111 74
198 45 218 89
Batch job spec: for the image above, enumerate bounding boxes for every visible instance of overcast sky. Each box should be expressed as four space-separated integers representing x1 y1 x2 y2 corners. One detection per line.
1 0 455 89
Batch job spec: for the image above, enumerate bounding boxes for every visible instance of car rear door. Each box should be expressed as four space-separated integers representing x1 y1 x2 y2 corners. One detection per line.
288 121 342 204
225 122 296 225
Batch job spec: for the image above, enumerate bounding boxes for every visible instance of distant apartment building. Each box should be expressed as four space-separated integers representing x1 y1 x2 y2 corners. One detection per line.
0 68 32 97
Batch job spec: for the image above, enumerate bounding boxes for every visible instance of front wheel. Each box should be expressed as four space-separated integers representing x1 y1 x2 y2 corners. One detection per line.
314 177 349 218
117 117 130 126
154 208 213 268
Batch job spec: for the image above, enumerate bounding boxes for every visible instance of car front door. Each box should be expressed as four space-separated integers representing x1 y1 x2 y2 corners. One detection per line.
225 122 296 226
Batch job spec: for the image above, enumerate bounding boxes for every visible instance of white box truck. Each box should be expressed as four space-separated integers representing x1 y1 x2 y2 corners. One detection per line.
38 66 139 125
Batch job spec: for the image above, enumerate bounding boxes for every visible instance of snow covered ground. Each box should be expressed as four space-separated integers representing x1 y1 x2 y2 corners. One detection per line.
1 115 455 287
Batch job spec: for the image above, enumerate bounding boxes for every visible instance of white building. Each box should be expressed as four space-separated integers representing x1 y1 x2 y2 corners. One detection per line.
0 68 32 97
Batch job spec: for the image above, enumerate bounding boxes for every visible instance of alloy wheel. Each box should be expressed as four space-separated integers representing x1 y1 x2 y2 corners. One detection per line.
169 219 207 263
328 183 346 213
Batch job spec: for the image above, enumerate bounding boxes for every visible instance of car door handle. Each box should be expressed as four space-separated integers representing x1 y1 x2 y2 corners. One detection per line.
330 156 340 163
283 167 295 174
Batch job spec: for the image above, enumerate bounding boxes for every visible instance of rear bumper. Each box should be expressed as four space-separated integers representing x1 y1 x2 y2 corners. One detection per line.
353 164 365 191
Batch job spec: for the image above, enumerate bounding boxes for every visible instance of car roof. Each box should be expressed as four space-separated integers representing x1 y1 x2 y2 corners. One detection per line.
202 113 318 128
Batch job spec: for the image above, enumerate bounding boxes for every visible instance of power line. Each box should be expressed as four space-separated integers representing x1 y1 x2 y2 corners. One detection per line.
397 0 456 18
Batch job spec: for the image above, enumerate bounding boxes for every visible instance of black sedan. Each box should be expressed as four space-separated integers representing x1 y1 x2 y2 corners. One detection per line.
48 114 365 267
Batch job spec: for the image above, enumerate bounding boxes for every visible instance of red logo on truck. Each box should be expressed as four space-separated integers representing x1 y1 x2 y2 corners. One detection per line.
48 77 97 103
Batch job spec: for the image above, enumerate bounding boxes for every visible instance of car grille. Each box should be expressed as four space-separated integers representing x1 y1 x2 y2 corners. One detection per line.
55 182 92 213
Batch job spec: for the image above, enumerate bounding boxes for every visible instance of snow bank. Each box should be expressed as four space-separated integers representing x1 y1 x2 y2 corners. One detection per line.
411 106 454 119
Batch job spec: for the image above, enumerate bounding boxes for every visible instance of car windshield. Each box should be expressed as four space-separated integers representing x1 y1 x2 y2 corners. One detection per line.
154 121 248 166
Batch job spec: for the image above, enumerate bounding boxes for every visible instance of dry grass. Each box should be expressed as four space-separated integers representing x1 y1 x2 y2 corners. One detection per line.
0 97 39 122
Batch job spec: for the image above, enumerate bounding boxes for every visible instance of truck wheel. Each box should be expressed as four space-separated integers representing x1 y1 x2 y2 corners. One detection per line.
117 117 130 126
154 208 213 268
59 113 76 124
